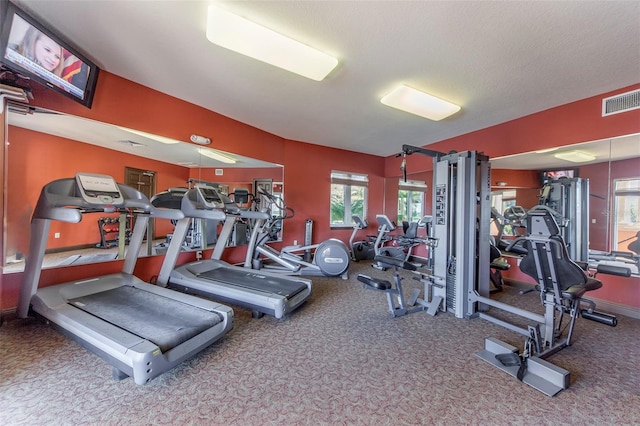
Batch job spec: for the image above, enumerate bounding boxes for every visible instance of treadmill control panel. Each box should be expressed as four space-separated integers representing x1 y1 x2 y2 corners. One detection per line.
75 173 124 206
195 185 224 209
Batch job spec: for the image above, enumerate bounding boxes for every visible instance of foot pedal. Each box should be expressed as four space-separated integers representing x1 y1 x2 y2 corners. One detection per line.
407 288 420 306
496 353 526 381
476 337 569 396
496 352 521 367
425 295 442 316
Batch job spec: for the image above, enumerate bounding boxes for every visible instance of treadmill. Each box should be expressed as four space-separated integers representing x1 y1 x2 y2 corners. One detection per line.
153 185 312 319
17 173 234 385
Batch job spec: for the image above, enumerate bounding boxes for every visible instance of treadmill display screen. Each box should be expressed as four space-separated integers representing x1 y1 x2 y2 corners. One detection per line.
76 173 123 205
196 186 223 208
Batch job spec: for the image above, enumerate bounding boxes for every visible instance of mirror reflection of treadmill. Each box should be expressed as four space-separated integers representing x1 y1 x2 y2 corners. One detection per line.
16 174 234 385
153 186 312 319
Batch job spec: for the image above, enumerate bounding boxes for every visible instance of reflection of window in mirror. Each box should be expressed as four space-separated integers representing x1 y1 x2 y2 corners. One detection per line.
493 190 518 236
398 179 427 223
613 178 640 251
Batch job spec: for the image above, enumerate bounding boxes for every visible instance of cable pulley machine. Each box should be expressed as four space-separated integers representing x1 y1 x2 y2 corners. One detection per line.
401 145 491 317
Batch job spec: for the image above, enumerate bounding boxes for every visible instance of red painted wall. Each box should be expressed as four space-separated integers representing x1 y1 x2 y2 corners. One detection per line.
5 126 191 256
282 139 385 246
189 167 283 185
1 72 638 313
491 169 541 189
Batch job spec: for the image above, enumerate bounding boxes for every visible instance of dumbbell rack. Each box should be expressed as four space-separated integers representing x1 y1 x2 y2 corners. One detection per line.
96 216 131 249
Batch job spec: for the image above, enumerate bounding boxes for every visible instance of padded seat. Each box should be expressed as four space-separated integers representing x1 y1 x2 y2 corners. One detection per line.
490 244 510 271
373 255 417 271
562 279 601 300
357 274 392 290
358 255 417 292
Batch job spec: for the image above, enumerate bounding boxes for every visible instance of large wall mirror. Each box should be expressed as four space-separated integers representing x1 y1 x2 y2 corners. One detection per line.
490 133 640 275
381 135 640 276
3 102 284 273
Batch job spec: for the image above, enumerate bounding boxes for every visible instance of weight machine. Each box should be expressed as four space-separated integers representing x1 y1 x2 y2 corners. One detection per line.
398 145 492 317
396 145 616 396
361 146 490 318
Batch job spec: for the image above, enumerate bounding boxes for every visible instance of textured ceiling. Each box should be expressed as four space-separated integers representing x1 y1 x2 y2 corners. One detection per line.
11 0 640 157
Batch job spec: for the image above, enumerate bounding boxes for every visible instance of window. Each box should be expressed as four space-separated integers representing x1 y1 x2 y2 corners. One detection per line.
490 189 518 236
613 178 640 251
330 171 368 226
398 179 427 223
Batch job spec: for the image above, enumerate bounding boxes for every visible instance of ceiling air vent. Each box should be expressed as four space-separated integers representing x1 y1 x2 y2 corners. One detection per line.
602 89 640 116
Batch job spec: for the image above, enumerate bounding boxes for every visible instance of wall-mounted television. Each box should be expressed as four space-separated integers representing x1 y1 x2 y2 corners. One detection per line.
541 169 578 185
0 2 100 108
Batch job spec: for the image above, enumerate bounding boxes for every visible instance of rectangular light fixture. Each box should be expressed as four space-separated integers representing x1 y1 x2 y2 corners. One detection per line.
553 151 596 163
198 147 237 164
206 5 338 81
380 85 461 121
117 126 180 144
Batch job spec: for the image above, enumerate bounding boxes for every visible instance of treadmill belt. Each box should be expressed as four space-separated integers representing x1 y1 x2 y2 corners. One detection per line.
68 286 222 352
196 268 307 299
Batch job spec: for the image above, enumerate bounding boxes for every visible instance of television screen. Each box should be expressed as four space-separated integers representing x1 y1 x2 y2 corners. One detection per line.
541 169 577 185
0 2 99 108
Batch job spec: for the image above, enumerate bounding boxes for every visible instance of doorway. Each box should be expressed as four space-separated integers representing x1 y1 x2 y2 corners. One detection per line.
124 167 157 245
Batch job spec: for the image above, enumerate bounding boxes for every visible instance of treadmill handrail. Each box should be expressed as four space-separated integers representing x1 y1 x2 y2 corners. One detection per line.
181 190 227 221
32 177 183 221
17 176 183 318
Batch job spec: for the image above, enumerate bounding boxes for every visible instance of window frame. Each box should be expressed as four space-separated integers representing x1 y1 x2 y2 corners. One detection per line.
612 177 640 251
330 171 368 228
397 179 427 224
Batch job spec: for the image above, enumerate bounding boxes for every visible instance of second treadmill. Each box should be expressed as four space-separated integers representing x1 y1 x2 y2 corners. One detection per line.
154 186 312 319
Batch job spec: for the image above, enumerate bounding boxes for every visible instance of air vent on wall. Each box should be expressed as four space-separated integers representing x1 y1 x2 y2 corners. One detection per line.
602 89 640 116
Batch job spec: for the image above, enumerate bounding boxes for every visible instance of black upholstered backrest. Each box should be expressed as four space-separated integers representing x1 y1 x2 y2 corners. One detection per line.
489 243 502 263
519 211 587 292
404 221 419 239
628 231 640 255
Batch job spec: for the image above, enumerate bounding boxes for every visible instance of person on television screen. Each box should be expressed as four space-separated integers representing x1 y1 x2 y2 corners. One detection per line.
15 27 63 76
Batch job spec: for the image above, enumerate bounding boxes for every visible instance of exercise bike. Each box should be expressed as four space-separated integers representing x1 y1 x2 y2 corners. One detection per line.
349 214 376 261
244 188 350 279
371 214 428 270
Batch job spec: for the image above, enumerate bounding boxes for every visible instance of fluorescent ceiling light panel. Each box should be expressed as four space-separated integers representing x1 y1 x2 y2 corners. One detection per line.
206 5 338 81
198 147 237 164
117 126 180 144
380 85 461 121
534 147 558 154
553 151 596 163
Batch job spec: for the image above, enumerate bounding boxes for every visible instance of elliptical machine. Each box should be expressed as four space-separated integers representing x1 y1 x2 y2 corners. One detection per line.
244 188 350 278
